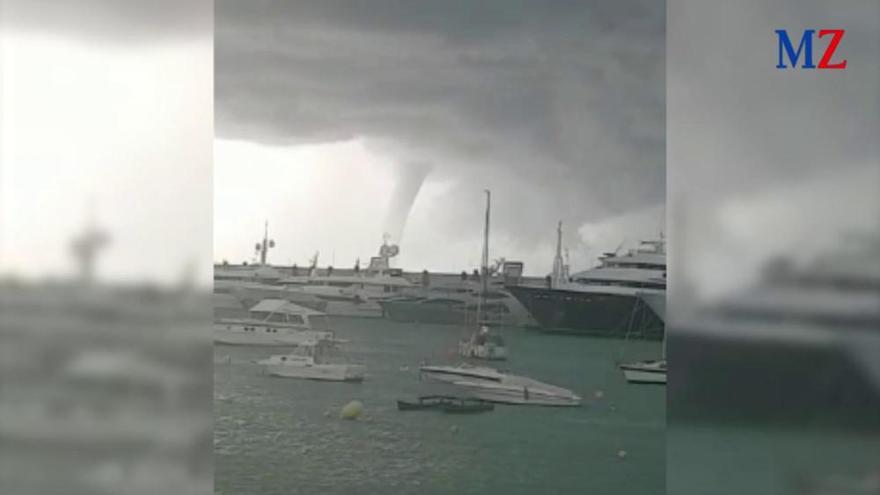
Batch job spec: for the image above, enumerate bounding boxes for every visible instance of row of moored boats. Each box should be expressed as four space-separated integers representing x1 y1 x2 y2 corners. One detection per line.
214 190 666 405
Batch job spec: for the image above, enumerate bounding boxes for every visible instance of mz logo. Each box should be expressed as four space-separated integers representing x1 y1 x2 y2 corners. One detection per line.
775 29 847 70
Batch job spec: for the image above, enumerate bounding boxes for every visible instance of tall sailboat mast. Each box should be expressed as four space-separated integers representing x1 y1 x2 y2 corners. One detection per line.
481 190 490 296
457 188 508 361
475 190 491 324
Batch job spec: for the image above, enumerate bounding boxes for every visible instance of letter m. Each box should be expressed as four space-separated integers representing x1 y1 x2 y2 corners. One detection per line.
776 29 815 69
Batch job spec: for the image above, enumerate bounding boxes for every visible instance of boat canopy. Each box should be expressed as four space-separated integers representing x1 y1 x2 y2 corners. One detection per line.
249 299 326 316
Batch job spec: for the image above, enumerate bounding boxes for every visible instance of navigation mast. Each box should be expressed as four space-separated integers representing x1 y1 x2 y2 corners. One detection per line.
552 221 566 288
255 220 275 266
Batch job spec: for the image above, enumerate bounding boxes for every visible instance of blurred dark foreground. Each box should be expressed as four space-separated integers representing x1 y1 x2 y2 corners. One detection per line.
668 237 880 495
0 280 213 495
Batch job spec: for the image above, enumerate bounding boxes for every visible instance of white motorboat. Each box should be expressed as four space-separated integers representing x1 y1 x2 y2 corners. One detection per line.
258 341 365 382
419 364 506 384
419 364 581 407
620 359 667 384
213 299 338 346
454 379 582 407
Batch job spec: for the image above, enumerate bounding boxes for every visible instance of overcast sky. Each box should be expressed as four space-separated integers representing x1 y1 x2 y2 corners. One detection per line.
215 0 666 275
0 0 212 284
3 0 874 286
668 0 880 297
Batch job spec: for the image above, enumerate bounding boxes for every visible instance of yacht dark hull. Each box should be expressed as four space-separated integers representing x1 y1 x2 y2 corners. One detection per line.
506 285 664 340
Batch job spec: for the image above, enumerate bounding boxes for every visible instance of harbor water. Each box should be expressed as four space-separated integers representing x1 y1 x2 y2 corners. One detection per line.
214 317 665 494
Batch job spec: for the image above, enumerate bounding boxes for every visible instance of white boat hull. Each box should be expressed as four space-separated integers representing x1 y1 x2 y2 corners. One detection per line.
419 366 502 385
620 360 667 384
419 365 581 407
213 324 334 347
457 381 581 406
265 364 365 382
622 368 666 384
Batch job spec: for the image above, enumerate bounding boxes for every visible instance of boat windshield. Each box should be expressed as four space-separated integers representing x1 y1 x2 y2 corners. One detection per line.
250 311 306 324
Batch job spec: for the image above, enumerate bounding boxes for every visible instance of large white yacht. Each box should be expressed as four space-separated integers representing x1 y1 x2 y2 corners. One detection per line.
213 299 338 346
215 235 414 318
508 232 666 339
279 273 412 318
214 279 329 315
673 235 880 425
379 277 538 327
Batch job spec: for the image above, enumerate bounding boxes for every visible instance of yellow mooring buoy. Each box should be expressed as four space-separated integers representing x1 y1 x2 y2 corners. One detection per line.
339 400 364 420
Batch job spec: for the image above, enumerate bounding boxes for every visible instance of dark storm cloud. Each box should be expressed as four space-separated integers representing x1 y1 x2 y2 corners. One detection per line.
668 0 880 198
216 0 666 247
666 0 879 299
0 0 211 41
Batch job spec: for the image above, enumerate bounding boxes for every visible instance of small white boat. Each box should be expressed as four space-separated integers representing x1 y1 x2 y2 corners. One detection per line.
419 364 581 407
620 359 666 384
213 299 338 346
459 326 508 361
258 341 365 382
619 292 667 385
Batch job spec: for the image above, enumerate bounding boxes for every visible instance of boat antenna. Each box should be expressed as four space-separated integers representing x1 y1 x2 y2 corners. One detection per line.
564 247 570 281
308 251 319 277
255 220 275 266
552 221 565 288
70 199 110 284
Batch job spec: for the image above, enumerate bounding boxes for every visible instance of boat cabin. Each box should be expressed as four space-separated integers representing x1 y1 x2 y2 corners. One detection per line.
243 299 331 330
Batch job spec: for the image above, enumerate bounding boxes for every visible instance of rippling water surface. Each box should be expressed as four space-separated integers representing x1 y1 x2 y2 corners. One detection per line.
214 318 665 494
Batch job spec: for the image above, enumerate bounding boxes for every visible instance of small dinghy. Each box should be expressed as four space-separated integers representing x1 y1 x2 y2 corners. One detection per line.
396 395 494 414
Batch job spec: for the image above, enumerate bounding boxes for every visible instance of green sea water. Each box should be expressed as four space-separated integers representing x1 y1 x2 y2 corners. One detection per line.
668 425 880 495
214 317 665 494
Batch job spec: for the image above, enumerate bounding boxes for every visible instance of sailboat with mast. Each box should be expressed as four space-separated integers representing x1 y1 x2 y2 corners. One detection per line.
418 191 578 405
458 190 508 361
619 292 666 384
